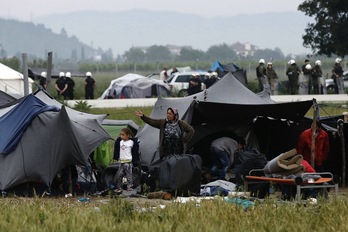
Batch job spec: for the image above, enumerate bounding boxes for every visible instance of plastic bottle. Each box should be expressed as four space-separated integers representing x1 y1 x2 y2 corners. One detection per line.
78 197 90 203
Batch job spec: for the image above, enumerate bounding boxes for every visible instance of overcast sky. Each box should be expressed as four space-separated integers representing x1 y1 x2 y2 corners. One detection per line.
1 0 304 21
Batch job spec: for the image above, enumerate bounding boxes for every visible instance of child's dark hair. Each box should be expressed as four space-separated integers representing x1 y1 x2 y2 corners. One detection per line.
236 136 246 146
121 127 133 137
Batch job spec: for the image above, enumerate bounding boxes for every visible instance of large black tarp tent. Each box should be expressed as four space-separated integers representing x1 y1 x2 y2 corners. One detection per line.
136 72 313 169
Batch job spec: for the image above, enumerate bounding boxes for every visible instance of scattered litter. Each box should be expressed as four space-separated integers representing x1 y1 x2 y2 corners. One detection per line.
307 198 317 205
121 189 137 197
174 196 216 204
228 192 251 198
65 193 73 198
201 180 236 196
78 197 90 203
134 204 166 213
224 197 255 209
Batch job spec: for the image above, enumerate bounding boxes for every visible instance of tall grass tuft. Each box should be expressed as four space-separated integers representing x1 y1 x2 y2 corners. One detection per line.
1 196 348 231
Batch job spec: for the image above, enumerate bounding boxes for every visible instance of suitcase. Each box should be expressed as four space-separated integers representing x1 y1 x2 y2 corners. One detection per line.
159 154 202 196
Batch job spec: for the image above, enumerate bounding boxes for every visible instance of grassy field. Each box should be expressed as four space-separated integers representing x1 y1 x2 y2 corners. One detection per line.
86 103 347 128
1 195 348 231
16 73 348 231
35 70 348 100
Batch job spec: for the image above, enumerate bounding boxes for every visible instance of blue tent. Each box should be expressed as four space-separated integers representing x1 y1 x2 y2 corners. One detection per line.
0 95 59 154
210 61 247 86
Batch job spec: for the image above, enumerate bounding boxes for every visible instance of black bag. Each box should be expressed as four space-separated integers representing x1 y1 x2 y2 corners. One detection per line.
234 149 269 198
159 154 202 196
234 149 267 186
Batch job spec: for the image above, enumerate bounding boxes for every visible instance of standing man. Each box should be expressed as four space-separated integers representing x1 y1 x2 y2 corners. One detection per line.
286 59 301 95
296 121 330 172
170 67 179 76
84 72 96 99
204 72 219 89
39 71 47 90
256 59 268 92
299 59 311 94
332 58 344 94
203 73 212 89
65 72 75 100
159 68 168 81
187 73 202 95
312 60 323 94
266 62 278 95
304 64 313 94
55 72 68 100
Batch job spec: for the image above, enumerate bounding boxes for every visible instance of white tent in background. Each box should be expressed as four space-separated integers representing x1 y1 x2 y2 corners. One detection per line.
0 63 33 98
99 73 170 99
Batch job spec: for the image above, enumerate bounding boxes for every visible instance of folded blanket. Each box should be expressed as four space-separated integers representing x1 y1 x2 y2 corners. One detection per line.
263 148 305 175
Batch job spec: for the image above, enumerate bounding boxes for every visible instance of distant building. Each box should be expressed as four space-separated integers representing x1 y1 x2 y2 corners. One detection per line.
166 44 192 56
231 42 258 57
134 45 192 56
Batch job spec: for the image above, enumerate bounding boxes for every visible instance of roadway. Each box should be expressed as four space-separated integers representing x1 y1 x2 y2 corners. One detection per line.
65 94 348 108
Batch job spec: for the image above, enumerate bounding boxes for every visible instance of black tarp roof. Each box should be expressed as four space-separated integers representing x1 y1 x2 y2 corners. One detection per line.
136 72 314 168
191 100 313 125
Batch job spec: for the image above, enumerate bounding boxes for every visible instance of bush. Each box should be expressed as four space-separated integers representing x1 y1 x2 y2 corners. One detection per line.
74 100 92 112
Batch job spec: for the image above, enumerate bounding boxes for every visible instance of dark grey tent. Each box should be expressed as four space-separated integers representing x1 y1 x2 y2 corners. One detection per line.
0 90 111 190
136 72 313 168
0 90 16 106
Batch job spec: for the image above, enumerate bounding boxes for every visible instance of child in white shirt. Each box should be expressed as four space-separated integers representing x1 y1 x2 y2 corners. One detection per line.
113 128 140 193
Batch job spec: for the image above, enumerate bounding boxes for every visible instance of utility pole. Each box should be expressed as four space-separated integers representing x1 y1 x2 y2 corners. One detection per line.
22 53 29 96
46 52 53 91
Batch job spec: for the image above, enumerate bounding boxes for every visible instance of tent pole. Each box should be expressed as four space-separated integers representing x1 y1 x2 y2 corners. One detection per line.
311 99 318 168
68 166 72 194
46 52 53 91
338 119 346 188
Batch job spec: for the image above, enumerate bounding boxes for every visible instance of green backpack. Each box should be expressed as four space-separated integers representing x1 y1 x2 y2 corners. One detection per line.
94 140 113 168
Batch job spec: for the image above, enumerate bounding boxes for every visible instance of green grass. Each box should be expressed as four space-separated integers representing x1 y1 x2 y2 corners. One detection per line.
11 73 348 231
89 107 153 126
1 196 348 231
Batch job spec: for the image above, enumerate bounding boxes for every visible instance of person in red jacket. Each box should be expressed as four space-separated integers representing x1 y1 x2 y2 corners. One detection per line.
296 121 330 172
